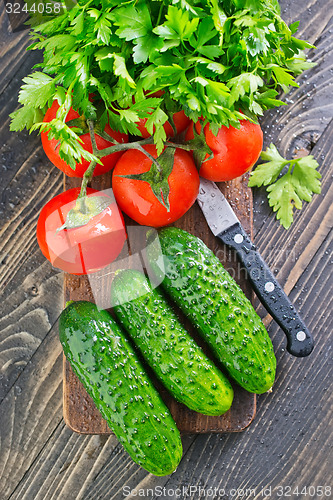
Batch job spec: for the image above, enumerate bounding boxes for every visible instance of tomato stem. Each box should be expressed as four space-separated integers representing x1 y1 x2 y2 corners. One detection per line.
96 128 120 144
77 120 99 204
166 141 193 152
88 119 99 157
78 159 97 203
96 136 154 158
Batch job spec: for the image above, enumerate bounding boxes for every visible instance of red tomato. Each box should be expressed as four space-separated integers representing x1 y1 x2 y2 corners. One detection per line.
112 145 200 227
37 188 127 275
185 119 263 182
41 100 128 177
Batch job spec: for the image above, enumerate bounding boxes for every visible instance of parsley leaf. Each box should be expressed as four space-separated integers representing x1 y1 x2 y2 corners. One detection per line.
267 174 302 229
113 1 163 63
17 72 55 108
249 144 321 228
271 66 299 93
10 106 44 132
248 143 289 186
113 54 136 88
154 6 199 43
228 73 264 104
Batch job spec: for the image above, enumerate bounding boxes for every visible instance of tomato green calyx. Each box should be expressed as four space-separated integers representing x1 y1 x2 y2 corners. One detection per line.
116 147 176 212
56 195 112 233
184 125 213 171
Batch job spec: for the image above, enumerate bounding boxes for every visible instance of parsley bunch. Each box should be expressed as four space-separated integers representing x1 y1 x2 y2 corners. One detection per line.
11 0 315 161
10 0 320 229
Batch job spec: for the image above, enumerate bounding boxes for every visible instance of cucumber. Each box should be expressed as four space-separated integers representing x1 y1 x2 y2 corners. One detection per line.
59 301 182 476
111 269 234 416
146 227 276 394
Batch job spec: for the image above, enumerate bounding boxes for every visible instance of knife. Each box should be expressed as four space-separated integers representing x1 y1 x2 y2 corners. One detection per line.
197 177 314 357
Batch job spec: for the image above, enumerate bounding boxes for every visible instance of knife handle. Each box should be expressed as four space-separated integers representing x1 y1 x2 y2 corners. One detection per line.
217 222 314 357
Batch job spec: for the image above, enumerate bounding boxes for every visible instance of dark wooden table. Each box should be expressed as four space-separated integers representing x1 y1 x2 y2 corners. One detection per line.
0 1 332 499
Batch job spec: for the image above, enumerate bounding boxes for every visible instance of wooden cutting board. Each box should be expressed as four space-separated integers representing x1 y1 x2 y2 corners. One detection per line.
63 172 256 434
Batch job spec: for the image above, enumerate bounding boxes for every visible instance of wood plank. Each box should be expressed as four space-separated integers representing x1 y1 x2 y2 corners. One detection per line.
63 173 256 434
0 322 63 499
0 7 33 95
9 424 114 500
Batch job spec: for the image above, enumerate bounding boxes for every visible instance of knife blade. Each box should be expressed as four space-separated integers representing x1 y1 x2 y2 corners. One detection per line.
197 177 314 357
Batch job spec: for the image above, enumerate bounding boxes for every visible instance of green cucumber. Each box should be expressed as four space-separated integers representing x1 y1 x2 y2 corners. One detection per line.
59 301 182 476
111 269 234 416
147 227 276 394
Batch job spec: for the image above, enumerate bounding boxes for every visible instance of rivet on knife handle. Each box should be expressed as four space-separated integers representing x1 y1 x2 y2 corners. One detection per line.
217 222 314 357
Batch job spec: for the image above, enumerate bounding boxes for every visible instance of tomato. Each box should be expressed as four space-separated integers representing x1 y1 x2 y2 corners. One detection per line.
112 145 200 227
185 119 263 182
41 100 128 177
37 188 127 275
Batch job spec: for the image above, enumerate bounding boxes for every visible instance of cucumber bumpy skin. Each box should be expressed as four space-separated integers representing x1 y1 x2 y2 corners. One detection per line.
111 269 234 416
59 301 182 476
147 227 276 394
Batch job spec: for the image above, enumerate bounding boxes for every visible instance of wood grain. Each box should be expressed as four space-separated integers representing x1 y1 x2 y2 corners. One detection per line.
63 174 257 434
0 0 332 498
